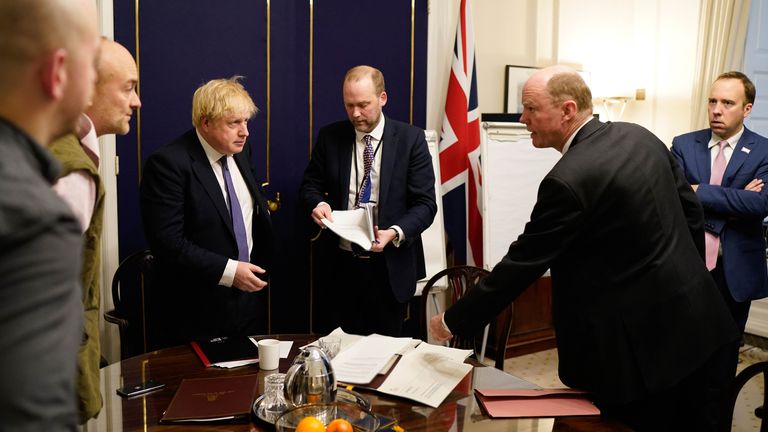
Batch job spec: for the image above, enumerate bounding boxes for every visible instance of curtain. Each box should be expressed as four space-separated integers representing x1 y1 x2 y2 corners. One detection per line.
690 0 751 130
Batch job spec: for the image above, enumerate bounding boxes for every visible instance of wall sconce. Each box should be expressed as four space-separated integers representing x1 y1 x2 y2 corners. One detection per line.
596 96 632 121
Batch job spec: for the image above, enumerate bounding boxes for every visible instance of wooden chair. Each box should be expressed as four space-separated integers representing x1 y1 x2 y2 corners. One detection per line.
104 249 154 360
721 360 768 432
419 265 514 370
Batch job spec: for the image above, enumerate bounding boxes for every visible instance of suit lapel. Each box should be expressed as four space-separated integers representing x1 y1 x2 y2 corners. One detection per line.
378 117 397 206
188 133 234 235
694 131 712 184
338 125 355 210
233 152 257 192
723 129 754 185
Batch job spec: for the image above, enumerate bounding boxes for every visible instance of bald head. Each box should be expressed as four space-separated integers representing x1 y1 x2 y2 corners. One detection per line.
520 65 594 152
86 39 141 136
0 0 99 145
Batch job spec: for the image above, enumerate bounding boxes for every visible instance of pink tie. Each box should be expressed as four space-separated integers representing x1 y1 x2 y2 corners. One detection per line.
705 141 728 270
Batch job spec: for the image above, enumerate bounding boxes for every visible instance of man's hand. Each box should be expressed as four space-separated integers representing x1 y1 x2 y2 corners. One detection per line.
232 262 267 292
429 313 453 342
311 203 333 227
370 226 396 252
745 178 764 192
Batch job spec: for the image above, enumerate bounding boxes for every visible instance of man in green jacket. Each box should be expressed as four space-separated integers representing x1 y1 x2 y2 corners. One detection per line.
50 38 141 423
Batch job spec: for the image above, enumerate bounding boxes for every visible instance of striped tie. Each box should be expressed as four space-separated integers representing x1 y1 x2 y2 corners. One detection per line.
357 134 374 205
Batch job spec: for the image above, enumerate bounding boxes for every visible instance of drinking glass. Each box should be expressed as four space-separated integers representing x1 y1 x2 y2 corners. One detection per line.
260 373 288 423
319 335 341 359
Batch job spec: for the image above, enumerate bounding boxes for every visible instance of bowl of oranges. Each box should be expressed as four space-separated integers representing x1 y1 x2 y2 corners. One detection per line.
275 402 380 432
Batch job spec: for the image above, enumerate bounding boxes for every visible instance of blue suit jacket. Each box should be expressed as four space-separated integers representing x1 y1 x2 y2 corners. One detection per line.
671 127 768 301
300 116 437 303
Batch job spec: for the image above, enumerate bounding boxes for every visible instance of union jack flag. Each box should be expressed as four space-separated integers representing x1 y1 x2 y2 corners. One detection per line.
439 0 482 267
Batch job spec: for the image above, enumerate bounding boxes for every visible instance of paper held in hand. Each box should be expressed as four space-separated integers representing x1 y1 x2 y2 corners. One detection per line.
321 204 376 250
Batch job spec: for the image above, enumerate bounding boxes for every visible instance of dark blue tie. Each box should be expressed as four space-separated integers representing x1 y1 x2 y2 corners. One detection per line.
220 157 250 262
357 134 374 206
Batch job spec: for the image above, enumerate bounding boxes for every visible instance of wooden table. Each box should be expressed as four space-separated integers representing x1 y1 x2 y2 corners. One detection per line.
85 334 631 431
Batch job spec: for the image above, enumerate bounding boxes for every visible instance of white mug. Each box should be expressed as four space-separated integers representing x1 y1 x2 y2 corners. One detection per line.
258 338 281 370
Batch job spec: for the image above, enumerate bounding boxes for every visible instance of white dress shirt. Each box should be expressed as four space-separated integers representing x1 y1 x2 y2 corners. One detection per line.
196 130 255 287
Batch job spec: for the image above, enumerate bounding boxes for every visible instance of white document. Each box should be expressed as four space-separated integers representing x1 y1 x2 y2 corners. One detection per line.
412 342 473 363
321 206 375 250
377 342 473 408
278 341 293 358
332 334 413 384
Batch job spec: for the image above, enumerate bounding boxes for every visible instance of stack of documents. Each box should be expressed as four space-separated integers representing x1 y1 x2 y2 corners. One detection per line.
327 330 473 408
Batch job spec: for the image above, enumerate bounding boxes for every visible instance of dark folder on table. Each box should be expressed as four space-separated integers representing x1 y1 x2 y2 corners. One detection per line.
475 388 600 418
160 374 259 424
190 336 259 368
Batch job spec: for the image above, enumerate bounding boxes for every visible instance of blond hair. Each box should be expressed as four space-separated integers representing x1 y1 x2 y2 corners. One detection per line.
191 76 258 127
344 65 386 95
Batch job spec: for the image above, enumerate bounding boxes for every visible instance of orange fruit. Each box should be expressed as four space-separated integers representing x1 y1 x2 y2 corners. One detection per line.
326 418 353 432
296 416 325 432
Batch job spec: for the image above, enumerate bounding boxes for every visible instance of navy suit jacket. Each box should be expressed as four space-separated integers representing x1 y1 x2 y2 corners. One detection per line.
671 127 768 302
140 129 274 345
300 116 437 303
445 119 737 405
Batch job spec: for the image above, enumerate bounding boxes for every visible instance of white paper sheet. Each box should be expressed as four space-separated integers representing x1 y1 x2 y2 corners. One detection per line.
213 339 293 368
377 342 473 407
332 334 413 384
321 208 374 250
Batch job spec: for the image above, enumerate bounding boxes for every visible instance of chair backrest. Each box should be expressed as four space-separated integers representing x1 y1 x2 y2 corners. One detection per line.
419 265 513 370
720 360 768 432
104 249 154 360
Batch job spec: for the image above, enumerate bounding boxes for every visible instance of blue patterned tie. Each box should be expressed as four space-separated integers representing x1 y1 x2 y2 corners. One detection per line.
357 134 374 205
220 157 250 262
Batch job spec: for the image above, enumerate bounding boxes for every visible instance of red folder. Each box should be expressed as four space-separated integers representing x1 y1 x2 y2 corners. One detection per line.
475 388 600 418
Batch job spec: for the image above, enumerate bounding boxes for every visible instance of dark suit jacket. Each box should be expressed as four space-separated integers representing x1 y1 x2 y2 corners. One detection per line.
671 127 768 302
140 129 274 345
300 116 437 303
445 119 738 405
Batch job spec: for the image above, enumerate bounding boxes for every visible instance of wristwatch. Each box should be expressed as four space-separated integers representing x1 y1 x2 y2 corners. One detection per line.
391 229 400 242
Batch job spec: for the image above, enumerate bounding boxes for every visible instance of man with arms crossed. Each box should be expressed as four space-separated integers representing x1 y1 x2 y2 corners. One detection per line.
0 0 100 430
141 77 274 348
50 38 141 423
671 70 768 398
430 66 737 431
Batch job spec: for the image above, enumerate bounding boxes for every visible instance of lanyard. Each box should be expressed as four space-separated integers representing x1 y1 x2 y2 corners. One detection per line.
353 137 383 203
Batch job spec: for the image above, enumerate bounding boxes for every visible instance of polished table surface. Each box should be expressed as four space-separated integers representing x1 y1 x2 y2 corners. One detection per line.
85 334 632 432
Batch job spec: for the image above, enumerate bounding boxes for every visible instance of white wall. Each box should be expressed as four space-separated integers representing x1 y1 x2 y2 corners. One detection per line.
427 0 702 146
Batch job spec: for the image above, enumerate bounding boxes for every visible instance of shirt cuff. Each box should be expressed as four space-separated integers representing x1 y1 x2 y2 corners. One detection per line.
219 259 238 287
390 225 404 247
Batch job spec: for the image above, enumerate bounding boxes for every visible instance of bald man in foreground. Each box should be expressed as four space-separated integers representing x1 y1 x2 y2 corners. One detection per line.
430 66 737 431
50 38 141 423
0 0 100 430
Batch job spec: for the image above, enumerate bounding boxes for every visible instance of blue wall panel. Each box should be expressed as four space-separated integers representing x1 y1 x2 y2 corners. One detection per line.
114 0 427 334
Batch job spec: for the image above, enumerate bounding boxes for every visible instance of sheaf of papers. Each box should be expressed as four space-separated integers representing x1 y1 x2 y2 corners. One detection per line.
332 334 413 384
321 208 374 251
377 342 473 408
